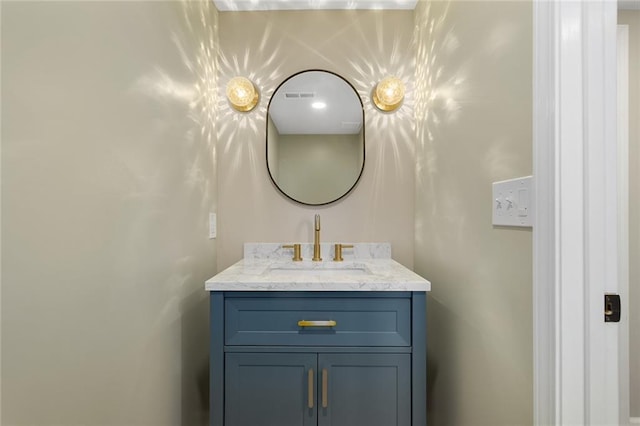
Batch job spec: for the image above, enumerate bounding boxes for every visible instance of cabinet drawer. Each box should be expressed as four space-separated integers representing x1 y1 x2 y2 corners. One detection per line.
225 296 411 346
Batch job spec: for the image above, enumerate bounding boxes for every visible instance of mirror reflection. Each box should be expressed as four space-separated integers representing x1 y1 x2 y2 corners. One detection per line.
267 70 365 205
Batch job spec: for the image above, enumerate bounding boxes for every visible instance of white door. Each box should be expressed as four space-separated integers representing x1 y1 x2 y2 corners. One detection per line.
533 1 629 424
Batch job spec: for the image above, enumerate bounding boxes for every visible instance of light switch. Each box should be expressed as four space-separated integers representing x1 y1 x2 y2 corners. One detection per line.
492 176 533 227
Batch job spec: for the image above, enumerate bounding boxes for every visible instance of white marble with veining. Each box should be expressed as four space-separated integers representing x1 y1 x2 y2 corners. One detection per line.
244 242 391 261
206 243 430 292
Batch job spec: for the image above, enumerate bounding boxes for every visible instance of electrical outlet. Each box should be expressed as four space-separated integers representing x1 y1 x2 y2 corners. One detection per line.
209 213 217 239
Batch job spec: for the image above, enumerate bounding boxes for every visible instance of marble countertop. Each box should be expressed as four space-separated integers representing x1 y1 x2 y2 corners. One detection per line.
205 243 431 292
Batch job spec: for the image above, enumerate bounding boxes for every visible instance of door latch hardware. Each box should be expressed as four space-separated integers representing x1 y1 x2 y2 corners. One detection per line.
604 294 621 323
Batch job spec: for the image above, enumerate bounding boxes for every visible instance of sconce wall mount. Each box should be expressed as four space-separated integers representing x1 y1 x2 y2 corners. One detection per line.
226 76 259 112
372 76 405 112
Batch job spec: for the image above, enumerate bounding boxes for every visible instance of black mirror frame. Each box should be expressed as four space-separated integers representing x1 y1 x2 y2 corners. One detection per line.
266 69 365 206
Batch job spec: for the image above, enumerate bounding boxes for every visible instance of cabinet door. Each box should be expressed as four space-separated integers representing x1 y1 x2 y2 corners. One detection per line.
225 353 317 426
317 353 411 426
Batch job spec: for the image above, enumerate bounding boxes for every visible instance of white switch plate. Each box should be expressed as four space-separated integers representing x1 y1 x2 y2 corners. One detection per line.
492 176 533 227
209 212 217 239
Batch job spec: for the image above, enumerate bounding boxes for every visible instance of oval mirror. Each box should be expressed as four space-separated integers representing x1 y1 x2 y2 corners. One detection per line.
267 70 365 205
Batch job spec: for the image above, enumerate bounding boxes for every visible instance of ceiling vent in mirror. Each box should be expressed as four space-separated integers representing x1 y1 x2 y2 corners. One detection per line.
284 92 315 99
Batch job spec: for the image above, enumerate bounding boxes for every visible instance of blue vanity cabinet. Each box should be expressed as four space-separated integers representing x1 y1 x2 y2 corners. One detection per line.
224 352 410 426
225 353 318 426
210 291 427 426
317 353 412 426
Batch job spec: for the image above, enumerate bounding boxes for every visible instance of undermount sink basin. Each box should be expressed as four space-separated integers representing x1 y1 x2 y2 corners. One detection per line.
267 264 370 276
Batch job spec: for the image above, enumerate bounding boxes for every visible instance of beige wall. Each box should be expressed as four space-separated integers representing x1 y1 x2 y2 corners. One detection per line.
414 1 533 424
1 1 217 425
619 9 640 419
216 10 416 270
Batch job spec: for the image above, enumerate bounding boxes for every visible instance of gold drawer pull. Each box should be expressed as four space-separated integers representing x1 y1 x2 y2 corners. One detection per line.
308 369 314 408
322 369 328 408
297 320 337 327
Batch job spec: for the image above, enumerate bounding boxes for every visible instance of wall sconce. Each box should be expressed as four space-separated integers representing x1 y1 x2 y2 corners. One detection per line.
372 76 405 112
226 76 259 112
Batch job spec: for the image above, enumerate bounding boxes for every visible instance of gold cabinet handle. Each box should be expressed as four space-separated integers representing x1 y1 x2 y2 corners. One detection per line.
308 369 314 408
297 320 337 327
322 369 328 408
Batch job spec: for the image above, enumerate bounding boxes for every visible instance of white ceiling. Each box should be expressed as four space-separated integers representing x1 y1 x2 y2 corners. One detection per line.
268 71 363 135
213 0 418 11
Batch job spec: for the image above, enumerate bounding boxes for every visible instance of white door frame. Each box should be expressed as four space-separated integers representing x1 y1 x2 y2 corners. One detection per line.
617 23 631 424
533 0 626 424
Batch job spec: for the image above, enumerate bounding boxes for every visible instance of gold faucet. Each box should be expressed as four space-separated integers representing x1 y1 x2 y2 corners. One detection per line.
282 243 302 261
313 214 322 261
333 243 354 262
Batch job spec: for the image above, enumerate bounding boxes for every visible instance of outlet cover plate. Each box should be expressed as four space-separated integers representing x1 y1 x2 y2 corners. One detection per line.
492 176 533 227
209 212 217 239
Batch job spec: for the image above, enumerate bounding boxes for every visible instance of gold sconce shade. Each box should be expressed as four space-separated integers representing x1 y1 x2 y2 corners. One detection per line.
372 76 405 112
226 76 259 112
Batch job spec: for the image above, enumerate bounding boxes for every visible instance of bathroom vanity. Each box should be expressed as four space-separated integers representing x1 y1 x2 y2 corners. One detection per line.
206 243 430 426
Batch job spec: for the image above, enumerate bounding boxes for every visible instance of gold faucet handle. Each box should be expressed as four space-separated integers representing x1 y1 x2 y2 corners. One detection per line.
282 244 303 261
333 244 354 262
